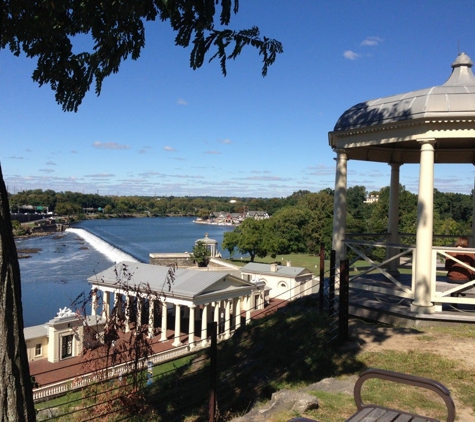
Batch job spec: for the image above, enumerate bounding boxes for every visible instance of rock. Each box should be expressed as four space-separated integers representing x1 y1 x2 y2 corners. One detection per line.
230 376 357 422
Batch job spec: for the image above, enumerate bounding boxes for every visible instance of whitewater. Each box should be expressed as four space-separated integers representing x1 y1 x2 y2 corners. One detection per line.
66 228 139 263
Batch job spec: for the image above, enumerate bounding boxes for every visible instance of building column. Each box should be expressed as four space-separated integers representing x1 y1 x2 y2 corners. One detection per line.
136 296 143 329
91 288 98 316
386 162 403 274
332 149 348 265
233 297 241 331
114 292 123 319
201 304 209 346
125 295 131 333
224 299 231 339
101 291 110 318
213 301 220 332
148 300 155 338
172 304 181 347
245 295 252 324
411 140 436 314
160 301 168 341
188 305 196 349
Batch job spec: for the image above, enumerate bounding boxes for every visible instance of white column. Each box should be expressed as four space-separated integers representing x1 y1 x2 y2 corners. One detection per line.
387 163 402 274
213 301 220 330
224 300 231 339
91 289 98 316
245 295 252 324
136 296 142 329
102 291 110 319
172 304 181 347
114 292 123 319
332 149 348 264
472 169 475 247
234 297 241 331
125 295 131 333
411 140 436 314
160 302 168 341
148 300 155 338
201 304 209 346
188 305 196 349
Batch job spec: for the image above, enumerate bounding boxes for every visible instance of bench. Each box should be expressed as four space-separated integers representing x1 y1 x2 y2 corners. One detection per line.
288 368 455 422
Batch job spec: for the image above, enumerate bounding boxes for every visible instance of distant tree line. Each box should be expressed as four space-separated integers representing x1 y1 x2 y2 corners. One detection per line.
9 186 473 259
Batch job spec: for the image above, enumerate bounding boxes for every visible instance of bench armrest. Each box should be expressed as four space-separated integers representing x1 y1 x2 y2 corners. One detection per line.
354 369 455 422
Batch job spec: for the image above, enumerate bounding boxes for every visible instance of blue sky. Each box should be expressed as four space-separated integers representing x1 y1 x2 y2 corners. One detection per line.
2 0 475 198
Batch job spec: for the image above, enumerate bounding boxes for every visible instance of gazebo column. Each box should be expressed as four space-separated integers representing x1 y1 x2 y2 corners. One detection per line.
160 302 168 341
172 304 182 347
224 299 231 339
386 162 403 275
411 140 436 314
148 300 155 338
332 149 348 265
201 304 209 346
472 170 475 247
188 305 196 349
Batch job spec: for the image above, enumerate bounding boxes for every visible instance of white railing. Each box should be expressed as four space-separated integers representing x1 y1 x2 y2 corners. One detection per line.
344 238 475 311
33 343 193 402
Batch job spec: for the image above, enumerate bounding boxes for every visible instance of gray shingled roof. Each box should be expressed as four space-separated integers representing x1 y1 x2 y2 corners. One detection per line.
240 262 310 278
88 261 250 299
335 52 475 131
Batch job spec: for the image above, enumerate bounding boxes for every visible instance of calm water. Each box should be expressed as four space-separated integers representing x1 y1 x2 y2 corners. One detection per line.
17 217 234 327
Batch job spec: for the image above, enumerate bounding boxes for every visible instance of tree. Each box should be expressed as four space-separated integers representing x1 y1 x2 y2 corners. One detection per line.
223 219 268 261
1 2 282 419
190 241 211 267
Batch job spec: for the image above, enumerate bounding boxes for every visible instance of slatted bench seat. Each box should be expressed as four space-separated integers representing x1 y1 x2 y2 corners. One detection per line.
288 368 455 422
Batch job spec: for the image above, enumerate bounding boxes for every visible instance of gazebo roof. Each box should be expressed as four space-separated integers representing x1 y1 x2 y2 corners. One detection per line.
329 53 475 164
334 53 475 131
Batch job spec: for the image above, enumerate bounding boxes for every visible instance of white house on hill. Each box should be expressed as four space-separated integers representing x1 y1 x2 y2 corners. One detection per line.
240 262 314 301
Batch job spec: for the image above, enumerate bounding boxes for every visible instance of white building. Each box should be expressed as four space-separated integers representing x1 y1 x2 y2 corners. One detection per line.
240 262 314 301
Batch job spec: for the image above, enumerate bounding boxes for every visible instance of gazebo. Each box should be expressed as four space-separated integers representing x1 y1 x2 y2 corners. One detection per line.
328 52 475 315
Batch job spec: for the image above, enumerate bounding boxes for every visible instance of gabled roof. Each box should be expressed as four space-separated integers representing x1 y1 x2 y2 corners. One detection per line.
240 262 311 278
88 261 254 300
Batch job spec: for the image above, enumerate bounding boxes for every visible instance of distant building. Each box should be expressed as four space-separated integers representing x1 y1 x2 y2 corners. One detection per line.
240 261 314 301
364 194 379 204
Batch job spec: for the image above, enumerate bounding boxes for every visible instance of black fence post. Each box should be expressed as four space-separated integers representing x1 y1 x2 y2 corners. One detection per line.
319 243 325 313
329 250 336 316
339 259 349 341
208 322 217 422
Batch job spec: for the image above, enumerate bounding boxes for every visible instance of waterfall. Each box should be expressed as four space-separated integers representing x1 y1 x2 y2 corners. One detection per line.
66 228 140 263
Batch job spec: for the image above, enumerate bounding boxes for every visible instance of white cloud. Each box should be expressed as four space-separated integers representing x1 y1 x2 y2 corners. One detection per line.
45 161 56 166
92 141 130 150
343 50 361 60
163 146 177 152
204 150 221 155
361 36 383 47
176 98 188 106
220 138 232 144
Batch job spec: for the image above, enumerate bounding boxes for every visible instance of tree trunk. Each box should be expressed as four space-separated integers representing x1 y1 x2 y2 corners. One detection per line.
0 164 36 421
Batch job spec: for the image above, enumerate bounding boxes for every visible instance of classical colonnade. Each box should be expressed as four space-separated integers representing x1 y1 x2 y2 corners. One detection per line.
90 287 254 349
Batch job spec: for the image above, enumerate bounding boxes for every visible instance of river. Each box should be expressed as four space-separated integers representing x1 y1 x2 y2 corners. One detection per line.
16 217 235 326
